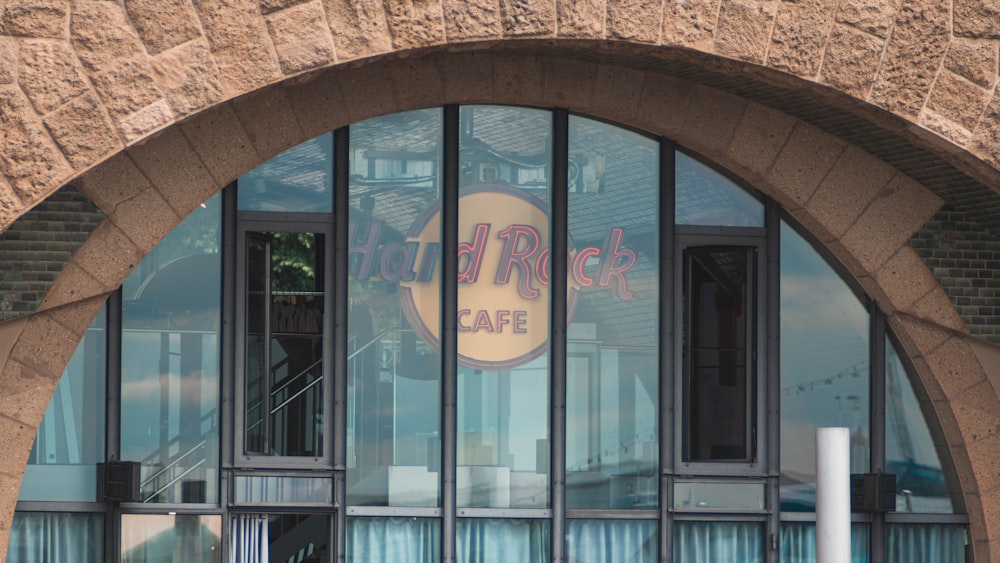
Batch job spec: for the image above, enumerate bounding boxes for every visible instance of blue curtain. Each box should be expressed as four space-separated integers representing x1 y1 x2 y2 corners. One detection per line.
229 514 268 563
566 519 656 562
887 524 965 563
457 518 549 563
7 512 102 563
780 522 869 562
347 517 439 562
675 521 763 563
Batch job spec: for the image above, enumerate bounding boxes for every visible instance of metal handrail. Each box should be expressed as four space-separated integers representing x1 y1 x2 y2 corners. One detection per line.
347 327 393 361
143 457 207 503
140 439 207 489
270 375 323 415
140 410 216 466
270 358 323 397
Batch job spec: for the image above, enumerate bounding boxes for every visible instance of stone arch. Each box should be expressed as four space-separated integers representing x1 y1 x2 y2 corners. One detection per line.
0 1 998 558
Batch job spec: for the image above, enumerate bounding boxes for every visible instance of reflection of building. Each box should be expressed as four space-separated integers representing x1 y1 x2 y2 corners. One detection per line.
4 4 1000 562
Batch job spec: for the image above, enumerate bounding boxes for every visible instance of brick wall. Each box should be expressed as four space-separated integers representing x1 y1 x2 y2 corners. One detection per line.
0 185 103 321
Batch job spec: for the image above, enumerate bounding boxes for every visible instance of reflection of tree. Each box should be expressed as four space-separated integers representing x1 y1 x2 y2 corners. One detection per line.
271 232 317 292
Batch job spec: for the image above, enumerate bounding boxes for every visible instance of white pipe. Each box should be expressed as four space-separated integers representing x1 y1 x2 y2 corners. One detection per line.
816 427 851 563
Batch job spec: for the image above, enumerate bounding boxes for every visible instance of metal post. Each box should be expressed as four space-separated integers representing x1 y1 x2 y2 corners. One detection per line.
441 104 460 563
550 108 569 563
816 427 851 563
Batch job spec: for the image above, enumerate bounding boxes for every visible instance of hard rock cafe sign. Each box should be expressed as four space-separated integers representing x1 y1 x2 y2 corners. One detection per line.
350 185 636 369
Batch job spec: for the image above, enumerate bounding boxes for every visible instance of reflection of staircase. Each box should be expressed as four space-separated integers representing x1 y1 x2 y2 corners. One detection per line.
269 514 329 563
140 409 215 503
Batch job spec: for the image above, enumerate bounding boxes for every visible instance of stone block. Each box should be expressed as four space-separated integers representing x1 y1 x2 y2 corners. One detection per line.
90 58 167 121
38 262 109 312
127 127 221 218
591 64 645 123
806 145 895 237
17 39 88 115
968 89 1000 170
149 39 225 118
834 0 895 38
9 308 86 378
493 55 545 106
607 0 660 43
944 39 998 89
259 0 312 15
663 0 720 50
819 24 883 99
322 0 393 61
232 87 304 162
0 86 73 206
118 99 175 144
69 1 145 73
439 54 496 103
0 177 25 234
869 1 950 118
42 91 124 170
874 246 939 314
382 0 446 49
714 0 777 65
0 38 18 85
910 285 967 332
284 69 351 140
889 314 952 364
541 57 597 111
634 72 693 140
75 152 152 213
109 186 182 253
265 0 337 74
443 0 501 41
968 433 1000 496
926 337 991 400
951 381 1000 446
725 102 796 180
679 85 746 157
336 63 397 123
0 359 49 430
768 2 834 76
70 221 143 292
954 0 1000 39
0 1 68 38
501 0 556 37
181 104 259 187
191 0 282 94
766 123 845 207
123 0 203 55
841 174 943 273
391 58 445 112
557 0 605 38
922 70 991 145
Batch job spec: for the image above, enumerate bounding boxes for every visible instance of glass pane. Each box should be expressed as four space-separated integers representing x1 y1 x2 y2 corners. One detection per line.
121 514 221 563
457 518 549 563
566 116 658 510
780 221 869 511
244 231 325 458
233 475 333 504
20 306 105 502
121 196 221 503
347 517 440 562
457 106 552 508
674 521 763 562
347 109 442 507
886 339 956 513
673 482 765 510
886 524 966 563
675 152 763 227
684 247 753 462
566 519 657 562
780 522 870 562
8 512 103 563
238 132 333 212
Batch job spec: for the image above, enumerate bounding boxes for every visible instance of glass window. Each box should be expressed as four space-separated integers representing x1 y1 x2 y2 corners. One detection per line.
121 514 221 563
231 513 330 563
886 339 957 513
674 521 763 562
457 518 549 563
347 517 440 562
121 195 221 504
243 231 325 458
8 512 103 563
780 220 869 511
20 305 105 502
683 247 755 463
238 133 333 213
779 522 870 562
566 116 658 509
566 519 657 562
233 475 333 505
347 109 442 507
675 153 763 227
457 106 552 508
886 523 966 563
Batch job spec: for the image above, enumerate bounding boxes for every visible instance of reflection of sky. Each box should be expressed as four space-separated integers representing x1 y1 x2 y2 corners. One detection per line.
780 221 870 479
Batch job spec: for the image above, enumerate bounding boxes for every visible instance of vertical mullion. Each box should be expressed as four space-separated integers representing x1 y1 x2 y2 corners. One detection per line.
659 140 675 563
220 184 236 563
550 108 569 563
765 199 781 563
441 105 459 563
870 308 887 563
334 126 349 562
106 290 122 563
